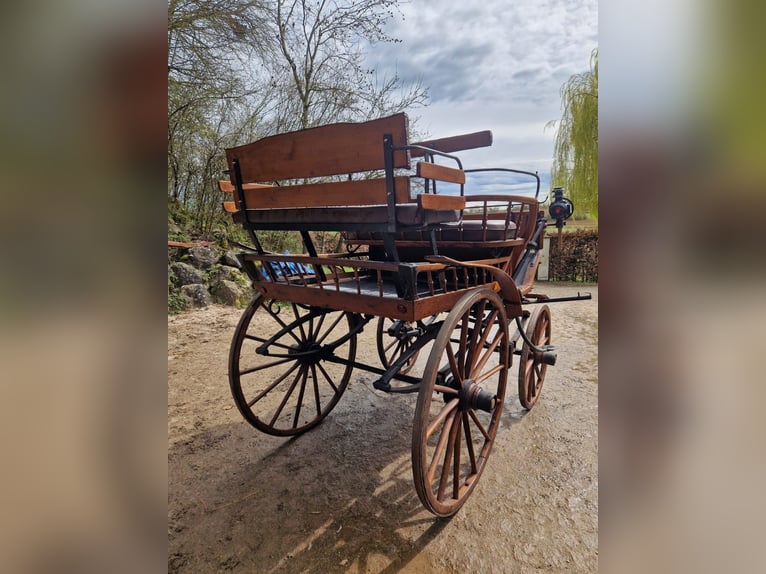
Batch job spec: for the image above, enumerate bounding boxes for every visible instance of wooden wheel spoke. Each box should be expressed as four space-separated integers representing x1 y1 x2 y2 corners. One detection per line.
468 409 491 441
433 384 459 396
383 337 399 355
264 303 303 345
472 329 504 379
291 304 308 341
292 365 310 428
453 413 462 499
247 361 302 408
469 309 498 373
311 364 322 417
315 312 346 345
239 356 294 376
528 374 537 399
269 364 305 427
427 408 457 484
465 301 487 375
458 315 470 376
437 408 462 501
473 363 504 385
315 361 339 394
463 412 478 474
446 343 462 385
312 311 327 342
426 399 459 439
387 339 405 365
243 334 294 352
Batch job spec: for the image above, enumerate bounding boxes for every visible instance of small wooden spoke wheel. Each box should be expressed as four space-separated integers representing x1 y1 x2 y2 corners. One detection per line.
229 295 357 436
376 317 419 375
412 289 508 517
518 304 552 410
376 315 436 375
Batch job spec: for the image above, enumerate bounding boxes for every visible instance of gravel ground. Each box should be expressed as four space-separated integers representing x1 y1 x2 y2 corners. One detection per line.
168 282 598 573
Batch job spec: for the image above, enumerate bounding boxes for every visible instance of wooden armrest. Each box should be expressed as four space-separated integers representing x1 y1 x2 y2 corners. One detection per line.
218 181 274 193
410 130 493 157
417 194 466 211
416 161 466 185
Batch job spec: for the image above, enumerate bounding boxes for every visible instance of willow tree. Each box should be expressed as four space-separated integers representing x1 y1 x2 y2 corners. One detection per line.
548 49 598 220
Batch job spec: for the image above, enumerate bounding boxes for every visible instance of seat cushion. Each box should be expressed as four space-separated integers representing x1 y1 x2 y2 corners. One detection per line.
240 203 460 230
437 220 517 241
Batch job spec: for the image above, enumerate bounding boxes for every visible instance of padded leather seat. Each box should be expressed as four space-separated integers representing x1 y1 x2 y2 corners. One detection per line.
346 219 516 242
437 220 516 241
239 204 461 230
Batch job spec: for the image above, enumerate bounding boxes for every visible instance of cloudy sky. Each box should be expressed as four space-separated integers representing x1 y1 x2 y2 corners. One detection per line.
365 0 597 197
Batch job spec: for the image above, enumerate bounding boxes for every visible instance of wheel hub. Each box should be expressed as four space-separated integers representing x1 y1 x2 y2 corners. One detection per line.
459 379 497 413
289 342 324 364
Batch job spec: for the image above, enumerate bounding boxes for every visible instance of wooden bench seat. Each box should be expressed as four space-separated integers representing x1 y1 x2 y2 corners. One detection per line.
221 113 472 237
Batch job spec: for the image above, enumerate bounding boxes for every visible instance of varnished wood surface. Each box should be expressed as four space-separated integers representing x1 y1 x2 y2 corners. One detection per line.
226 176 410 209
410 130 493 157
417 193 466 211
226 113 410 183
416 161 466 185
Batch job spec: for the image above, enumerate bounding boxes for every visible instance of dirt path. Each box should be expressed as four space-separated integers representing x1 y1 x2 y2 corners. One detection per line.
168 283 598 573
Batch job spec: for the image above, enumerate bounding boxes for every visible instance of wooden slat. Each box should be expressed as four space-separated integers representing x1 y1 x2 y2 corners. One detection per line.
226 113 410 182
417 194 466 211
410 130 492 158
417 162 466 185
222 201 238 213
234 176 410 209
218 181 273 193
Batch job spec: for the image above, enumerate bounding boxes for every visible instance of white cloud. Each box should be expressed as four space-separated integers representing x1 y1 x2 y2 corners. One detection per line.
365 0 597 193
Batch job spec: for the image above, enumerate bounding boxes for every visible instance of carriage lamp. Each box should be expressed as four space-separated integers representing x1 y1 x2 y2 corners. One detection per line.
548 187 575 229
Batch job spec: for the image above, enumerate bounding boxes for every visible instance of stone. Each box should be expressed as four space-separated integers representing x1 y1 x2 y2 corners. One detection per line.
170 262 204 287
214 266 240 283
223 251 242 268
189 246 220 269
181 284 212 307
212 280 242 306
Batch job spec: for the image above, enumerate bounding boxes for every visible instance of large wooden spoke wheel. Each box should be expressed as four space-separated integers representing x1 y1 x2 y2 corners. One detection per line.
518 304 552 409
229 295 357 436
412 289 509 517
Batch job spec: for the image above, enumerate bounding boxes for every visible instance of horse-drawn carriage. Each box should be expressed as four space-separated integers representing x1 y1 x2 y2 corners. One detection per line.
219 113 589 516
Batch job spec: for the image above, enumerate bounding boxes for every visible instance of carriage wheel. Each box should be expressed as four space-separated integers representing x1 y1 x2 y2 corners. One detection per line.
518 304 552 409
229 295 357 436
376 317 419 375
412 289 509 517
376 315 436 375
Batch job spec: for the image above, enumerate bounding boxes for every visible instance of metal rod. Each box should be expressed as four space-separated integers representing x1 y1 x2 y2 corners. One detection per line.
521 293 593 304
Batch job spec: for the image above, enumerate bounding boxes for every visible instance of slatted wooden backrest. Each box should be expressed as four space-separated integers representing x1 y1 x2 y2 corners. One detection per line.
226 113 410 184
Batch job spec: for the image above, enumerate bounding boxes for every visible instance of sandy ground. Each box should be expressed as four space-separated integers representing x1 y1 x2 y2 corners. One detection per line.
168 282 598 573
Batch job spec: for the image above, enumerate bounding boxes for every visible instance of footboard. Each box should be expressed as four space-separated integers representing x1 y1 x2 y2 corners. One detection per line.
239 251 510 322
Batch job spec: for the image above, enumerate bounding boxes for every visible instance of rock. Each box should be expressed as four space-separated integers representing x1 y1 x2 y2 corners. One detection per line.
171 262 204 287
189 246 220 269
223 251 242 268
181 284 212 307
211 280 239 306
214 266 240 283
212 278 255 306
